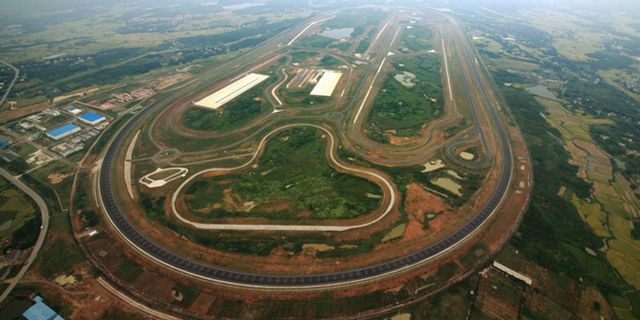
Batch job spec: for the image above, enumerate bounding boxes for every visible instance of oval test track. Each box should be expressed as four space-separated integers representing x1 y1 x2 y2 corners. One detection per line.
98 11 516 290
99 93 513 291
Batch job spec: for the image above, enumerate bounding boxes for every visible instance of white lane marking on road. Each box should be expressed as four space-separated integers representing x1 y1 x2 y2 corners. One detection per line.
373 21 391 45
287 16 334 47
353 57 387 124
442 38 454 102
124 130 140 199
271 68 287 107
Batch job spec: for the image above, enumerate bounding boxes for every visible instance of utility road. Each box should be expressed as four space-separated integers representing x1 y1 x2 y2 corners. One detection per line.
0 58 19 109
0 168 49 302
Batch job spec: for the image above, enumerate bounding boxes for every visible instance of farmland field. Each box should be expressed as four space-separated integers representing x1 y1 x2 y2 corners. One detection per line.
0 177 37 239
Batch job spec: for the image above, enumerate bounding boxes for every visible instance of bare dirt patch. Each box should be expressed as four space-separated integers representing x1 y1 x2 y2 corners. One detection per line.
47 172 71 185
404 183 449 218
388 135 415 145
254 200 296 214
403 218 424 241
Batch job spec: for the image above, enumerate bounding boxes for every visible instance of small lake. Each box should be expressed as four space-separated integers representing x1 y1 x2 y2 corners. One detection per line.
526 85 560 101
319 28 354 40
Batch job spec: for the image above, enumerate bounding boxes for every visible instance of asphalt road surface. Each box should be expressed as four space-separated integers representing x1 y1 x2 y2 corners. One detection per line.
0 59 19 109
0 168 49 302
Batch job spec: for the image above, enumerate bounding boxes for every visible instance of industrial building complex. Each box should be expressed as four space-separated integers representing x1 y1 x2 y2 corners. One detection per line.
46 124 81 140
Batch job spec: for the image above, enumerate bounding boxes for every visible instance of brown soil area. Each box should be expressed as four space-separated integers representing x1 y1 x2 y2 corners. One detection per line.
0 102 49 122
188 293 217 316
428 213 447 231
578 287 615 320
255 200 297 214
47 172 71 185
404 183 449 218
402 218 424 241
20 272 152 319
388 135 416 145
132 270 176 302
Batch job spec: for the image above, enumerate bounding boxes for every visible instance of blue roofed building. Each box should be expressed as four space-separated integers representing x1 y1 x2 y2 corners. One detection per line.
46 124 81 141
78 112 106 126
22 296 65 320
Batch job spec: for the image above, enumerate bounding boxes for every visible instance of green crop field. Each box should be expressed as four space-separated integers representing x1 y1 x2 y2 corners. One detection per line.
184 127 382 220
0 178 37 239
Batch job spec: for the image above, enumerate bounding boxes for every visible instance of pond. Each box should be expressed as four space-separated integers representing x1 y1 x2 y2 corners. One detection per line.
319 28 354 40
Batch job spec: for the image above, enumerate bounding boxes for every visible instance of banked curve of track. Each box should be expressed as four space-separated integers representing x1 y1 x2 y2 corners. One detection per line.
99 93 513 289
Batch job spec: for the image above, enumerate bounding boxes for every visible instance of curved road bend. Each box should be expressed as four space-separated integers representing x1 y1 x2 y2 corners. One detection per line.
0 58 19 109
0 168 49 302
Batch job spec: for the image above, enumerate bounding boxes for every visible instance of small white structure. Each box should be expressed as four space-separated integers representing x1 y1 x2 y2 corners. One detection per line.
140 167 189 188
459 151 475 161
493 261 533 286
310 70 342 97
194 73 269 110
67 106 83 115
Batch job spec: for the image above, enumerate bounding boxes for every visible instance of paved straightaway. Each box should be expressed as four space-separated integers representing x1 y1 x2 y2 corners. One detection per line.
352 57 387 124
0 168 49 302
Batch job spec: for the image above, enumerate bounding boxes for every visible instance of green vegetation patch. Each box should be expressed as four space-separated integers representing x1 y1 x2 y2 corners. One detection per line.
402 25 434 52
39 240 84 279
184 127 381 219
0 178 37 239
182 80 272 132
290 51 320 64
367 55 443 139
323 9 388 37
281 87 331 107
295 35 335 49
114 260 143 283
496 82 638 309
